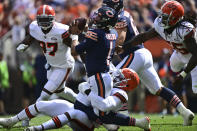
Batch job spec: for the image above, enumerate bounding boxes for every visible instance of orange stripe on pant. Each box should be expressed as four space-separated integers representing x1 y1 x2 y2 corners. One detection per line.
121 54 133 68
96 73 105 116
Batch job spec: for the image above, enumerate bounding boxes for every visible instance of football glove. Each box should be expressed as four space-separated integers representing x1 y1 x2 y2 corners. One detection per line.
78 82 91 95
16 44 29 52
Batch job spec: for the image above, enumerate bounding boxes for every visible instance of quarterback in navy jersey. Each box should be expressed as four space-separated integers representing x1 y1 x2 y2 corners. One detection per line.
71 6 118 117
103 0 194 126
75 28 117 77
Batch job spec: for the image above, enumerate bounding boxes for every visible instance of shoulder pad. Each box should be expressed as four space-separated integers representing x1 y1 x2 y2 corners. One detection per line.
85 30 98 41
29 21 38 31
179 21 195 39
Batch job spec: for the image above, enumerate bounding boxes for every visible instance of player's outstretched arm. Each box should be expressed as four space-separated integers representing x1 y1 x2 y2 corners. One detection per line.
122 28 159 50
16 34 35 52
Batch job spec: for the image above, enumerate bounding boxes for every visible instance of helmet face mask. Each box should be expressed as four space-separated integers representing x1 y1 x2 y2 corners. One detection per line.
36 5 55 30
91 6 117 30
160 1 184 29
37 16 54 30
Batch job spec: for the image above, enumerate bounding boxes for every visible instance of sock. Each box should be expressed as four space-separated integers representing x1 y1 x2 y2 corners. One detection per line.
38 113 69 130
159 87 181 107
99 112 136 126
12 104 39 123
135 118 143 127
176 102 187 115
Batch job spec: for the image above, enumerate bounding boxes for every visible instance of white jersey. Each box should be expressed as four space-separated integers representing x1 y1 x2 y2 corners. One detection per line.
154 17 195 57
29 21 77 68
88 88 128 114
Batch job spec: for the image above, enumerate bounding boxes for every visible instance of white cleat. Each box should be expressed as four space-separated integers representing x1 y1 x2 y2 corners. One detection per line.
22 119 30 127
136 117 151 131
0 118 16 128
24 126 36 131
182 109 195 126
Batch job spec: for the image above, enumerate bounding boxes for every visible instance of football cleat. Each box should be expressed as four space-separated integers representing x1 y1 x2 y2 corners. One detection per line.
136 117 151 131
22 119 29 127
182 109 195 126
0 118 16 128
24 126 37 131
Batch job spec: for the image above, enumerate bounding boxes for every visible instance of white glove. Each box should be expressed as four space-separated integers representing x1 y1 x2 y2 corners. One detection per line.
78 82 90 94
16 44 29 52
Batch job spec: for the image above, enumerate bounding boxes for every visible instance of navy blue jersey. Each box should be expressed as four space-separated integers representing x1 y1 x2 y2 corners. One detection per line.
116 11 144 59
75 28 118 77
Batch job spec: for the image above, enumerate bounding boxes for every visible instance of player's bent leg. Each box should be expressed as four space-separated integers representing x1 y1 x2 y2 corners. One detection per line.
157 87 194 126
56 86 77 103
36 100 74 117
0 103 40 128
36 80 58 101
25 110 93 131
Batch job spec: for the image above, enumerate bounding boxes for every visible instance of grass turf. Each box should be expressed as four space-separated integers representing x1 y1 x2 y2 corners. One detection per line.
0 113 196 131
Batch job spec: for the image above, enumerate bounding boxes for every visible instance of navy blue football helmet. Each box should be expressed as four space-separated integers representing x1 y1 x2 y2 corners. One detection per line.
91 6 118 30
103 0 124 14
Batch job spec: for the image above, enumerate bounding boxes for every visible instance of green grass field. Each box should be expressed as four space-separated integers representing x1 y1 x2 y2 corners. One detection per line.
0 113 196 131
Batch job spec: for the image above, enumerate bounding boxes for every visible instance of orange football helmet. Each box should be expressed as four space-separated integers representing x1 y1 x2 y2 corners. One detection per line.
160 1 184 29
113 68 140 91
36 5 55 30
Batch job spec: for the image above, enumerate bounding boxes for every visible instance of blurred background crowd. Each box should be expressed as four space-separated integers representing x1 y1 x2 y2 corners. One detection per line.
0 0 197 115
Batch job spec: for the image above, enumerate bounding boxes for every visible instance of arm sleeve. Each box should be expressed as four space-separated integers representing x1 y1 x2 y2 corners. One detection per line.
88 92 121 112
115 17 127 29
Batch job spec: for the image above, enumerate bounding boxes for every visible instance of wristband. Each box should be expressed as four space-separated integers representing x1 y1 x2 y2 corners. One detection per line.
180 71 187 78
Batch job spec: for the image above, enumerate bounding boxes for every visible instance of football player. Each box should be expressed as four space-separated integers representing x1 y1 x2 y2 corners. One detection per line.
24 68 150 131
16 5 78 102
104 0 194 126
71 6 118 118
0 69 150 131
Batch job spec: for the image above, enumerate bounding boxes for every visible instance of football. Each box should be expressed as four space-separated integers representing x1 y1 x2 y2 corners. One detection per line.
75 17 87 31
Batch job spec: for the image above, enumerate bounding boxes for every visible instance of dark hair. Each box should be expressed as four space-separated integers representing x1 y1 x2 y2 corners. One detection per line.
181 12 197 27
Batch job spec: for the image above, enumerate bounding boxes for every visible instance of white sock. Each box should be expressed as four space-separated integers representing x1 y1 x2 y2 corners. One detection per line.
12 104 39 122
135 119 141 127
42 119 57 130
176 102 187 115
39 113 69 130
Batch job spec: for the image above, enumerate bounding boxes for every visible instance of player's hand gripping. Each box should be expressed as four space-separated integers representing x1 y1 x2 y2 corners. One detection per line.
16 44 29 52
78 82 91 95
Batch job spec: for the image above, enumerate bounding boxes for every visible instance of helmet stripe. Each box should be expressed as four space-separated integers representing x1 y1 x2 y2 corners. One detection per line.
43 5 46 15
